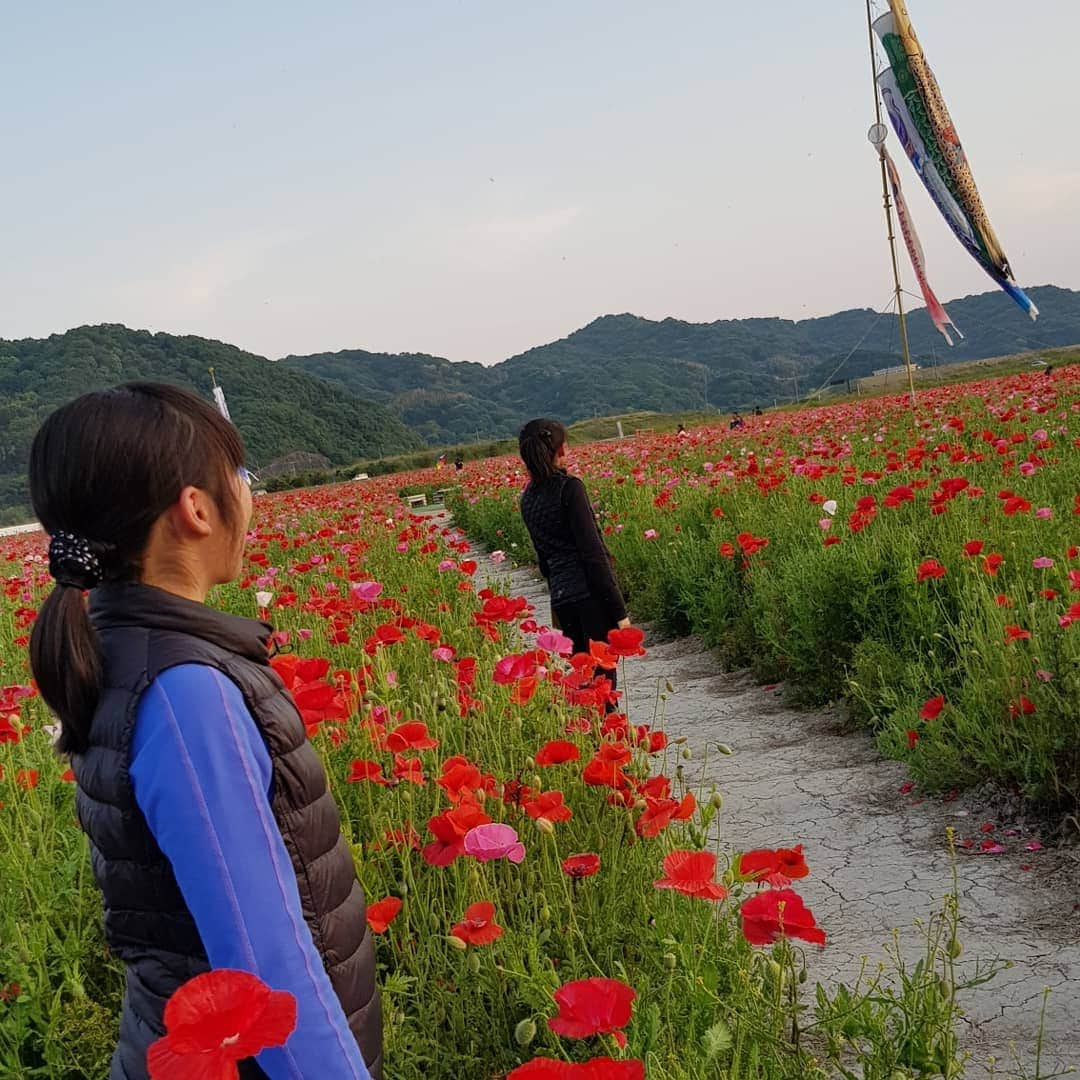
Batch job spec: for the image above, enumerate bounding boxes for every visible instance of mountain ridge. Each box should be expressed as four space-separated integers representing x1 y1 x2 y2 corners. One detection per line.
283 285 1080 442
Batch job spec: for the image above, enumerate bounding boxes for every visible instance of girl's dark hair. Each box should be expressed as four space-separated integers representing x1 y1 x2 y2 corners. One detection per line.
518 418 568 482
29 383 246 755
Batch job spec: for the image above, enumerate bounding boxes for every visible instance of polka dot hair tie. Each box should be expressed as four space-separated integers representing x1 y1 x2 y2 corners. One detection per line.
48 531 105 590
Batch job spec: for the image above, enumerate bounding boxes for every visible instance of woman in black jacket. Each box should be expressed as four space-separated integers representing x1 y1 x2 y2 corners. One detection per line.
518 419 630 684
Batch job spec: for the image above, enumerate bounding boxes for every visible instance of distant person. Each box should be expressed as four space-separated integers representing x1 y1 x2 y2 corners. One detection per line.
753 405 763 417
454 455 464 472
676 423 688 439
518 418 630 693
28 384 381 1079
730 412 745 430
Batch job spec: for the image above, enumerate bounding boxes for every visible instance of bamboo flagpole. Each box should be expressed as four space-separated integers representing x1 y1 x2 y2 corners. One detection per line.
865 0 918 417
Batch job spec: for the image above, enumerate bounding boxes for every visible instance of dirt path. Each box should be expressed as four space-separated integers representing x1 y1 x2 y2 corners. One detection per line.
481 545 1080 1078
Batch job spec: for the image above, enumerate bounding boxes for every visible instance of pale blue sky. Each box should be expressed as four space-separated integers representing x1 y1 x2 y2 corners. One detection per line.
3 1 1077 364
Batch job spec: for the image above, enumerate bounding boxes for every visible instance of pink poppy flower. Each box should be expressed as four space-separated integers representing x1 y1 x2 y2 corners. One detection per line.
351 581 383 602
536 630 574 657
1033 557 1055 570
463 823 526 864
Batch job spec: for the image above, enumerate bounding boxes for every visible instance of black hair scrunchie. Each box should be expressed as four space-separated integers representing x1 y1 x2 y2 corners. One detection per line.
48 531 108 590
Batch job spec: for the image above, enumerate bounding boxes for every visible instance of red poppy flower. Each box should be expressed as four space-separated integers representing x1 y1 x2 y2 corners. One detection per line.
535 740 580 767
450 901 503 946
916 559 946 583
346 759 389 785
736 531 769 556
919 696 945 721
962 540 984 558
740 889 826 947
562 853 601 879
508 1058 644 1079
422 799 492 866
383 721 438 753
1004 624 1032 643
547 978 636 1047
436 756 488 802
588 640 619 669
635 792 695 838
1002 496 1032 516
524 790 573 823
146 970 297 1080
739 844 809 886
983 552 1005 576
366 897 402 934
1009 697 1037 716
15 768 39 790
392 755 426 786
0 714 24 744
607 627 646 657
654 850 727 901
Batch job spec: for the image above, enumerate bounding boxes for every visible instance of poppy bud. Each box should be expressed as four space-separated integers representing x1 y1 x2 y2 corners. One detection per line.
674 735 688 745
938 978 951 1000
532 775 543 790
666 680 675 693
398 881 409 895
798 968 808 984
766 958 784 982
534 817 555 835
514 1019 537 1047
524 758 535 770
709 791 723 810
676 765 685 782
948 938 962 959
448 935 468 951
633 798 648 811
681 748 693 761
467 951 481 974
475 789 487 804
540 906 552 922
663 952 677 970
716 743 734 756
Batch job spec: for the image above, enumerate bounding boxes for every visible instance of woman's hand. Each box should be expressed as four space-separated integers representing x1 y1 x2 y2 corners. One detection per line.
617 617 632 630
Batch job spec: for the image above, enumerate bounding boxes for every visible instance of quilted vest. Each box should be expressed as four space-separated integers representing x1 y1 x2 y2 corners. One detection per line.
75 583 382 1079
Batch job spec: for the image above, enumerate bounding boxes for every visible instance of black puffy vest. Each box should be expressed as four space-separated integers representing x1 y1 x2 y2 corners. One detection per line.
75 583 382 1079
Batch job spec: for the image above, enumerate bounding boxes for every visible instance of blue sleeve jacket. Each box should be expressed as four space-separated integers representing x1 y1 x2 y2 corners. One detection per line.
130 663 371 1079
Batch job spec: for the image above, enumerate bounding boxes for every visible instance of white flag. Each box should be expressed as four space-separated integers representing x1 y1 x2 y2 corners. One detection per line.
212 385 231 421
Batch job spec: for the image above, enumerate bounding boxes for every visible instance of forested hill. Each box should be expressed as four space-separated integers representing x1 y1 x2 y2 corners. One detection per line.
282 285 1080 444
0 325 421 522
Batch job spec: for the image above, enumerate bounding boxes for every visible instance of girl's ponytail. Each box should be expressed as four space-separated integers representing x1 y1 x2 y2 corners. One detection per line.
30 585 102 754
518 418 568 482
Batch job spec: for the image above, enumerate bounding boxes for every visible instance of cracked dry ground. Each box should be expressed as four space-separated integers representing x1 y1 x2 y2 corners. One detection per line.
496 556 1080 1078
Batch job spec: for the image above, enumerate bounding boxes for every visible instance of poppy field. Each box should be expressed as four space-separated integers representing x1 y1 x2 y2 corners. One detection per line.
454 367 1080 810
1 468 980 1077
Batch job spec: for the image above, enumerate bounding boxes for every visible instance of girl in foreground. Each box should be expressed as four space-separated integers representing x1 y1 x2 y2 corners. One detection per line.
517 418 630 687
29 384 381 1079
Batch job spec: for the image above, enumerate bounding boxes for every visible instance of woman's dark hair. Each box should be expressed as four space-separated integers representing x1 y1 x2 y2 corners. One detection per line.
518 419 568 483
29 383 246 755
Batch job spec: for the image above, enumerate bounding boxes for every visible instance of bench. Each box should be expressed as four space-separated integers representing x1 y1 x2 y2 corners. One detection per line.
405 493 428 509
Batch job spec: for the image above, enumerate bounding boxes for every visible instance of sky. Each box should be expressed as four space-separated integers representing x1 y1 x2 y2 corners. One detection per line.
3 1 1078 365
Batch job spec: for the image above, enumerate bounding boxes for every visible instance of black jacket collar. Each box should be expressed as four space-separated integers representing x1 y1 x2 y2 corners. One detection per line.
89 582 271 665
